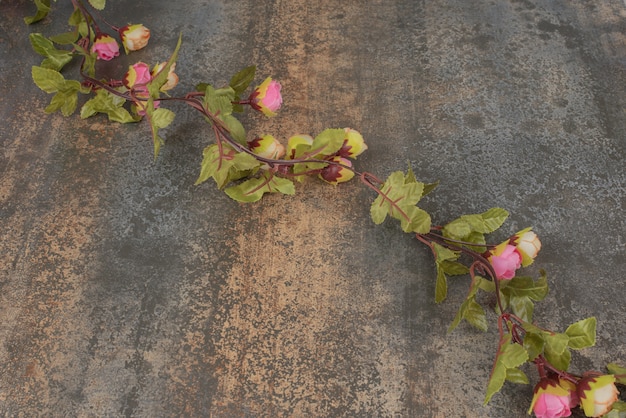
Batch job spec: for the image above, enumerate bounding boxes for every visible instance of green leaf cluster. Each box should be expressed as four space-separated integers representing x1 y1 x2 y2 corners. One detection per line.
498 271 548 322
80 88 139 123
522 317 596 371
442 207 509 252
225 172 295 203
484 330 530 404
201 85 246 145
195 144 261 189
31 66 90 116
370 168 432 234
29 33 74 71
285 128 347 180
432 243 468 304
448 275 494 332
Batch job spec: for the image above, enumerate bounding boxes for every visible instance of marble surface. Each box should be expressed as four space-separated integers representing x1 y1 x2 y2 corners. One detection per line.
1 0 625 416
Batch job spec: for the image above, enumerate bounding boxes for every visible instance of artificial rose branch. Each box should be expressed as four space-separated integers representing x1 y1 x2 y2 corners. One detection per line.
26 1 625 417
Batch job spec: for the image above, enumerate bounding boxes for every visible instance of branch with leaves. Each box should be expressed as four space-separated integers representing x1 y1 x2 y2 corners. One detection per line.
26 1 625 417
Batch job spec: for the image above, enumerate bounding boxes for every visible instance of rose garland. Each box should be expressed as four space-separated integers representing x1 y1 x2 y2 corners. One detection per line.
26 1 625 417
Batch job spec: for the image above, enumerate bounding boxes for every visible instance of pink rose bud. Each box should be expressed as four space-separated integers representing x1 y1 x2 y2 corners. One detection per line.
247 135 286 159
249 77 283 117
286 134 313 159
338 128 368 159
528 377 574 418
152 62 179 91
124 62 152 92
91 34 120 61
577 374 619 417
119 24 151 53
319 156 355 184
513 228 542 267
488 243 521 280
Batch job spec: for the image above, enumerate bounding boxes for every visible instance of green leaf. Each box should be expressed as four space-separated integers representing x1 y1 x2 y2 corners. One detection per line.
484 332 528 404
523 332 545 361
435 266 448 304
32 66 84 116
229 65 256 96
221 115 246 145
46 90 78 116
309 128 346 158
440 260 470 276
32 66 66 93
151 108 176 129
433 243 459 303
225 173 295 202
195 144 261 188
422 180 439 197
203 85 235 117
607 363 626 385
448 277 487 332
195 145 221 186
24 0 51 24
399 206 431 234
544 344 571 371
509 295 534 323
442 218 472 240
481 207 509 233
442 207 509 245
88 0 106 10
370 170 430 233
544 333 571 371
68 8 84 26
49 30 80 45
80 88 138 123
505 367 529 385
498 273 549 322
565 317 596 349
72 41 97 77
29 34 74 71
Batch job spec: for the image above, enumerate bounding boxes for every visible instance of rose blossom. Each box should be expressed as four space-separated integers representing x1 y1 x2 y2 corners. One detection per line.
91 34 120 61
119 24 151 53
577 374 619 417
249 77 282 117
528 377 573 418
488 243 521 280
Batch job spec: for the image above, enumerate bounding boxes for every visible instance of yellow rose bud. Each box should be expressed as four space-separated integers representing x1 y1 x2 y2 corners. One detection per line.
578 374 619 417
119 24 151 53
152 62 179 92
512 227 542 267
248 135 285 159
339 128 368 158
319 156 355 184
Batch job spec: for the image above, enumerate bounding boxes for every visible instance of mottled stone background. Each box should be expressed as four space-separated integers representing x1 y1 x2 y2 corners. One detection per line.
1 0 625 417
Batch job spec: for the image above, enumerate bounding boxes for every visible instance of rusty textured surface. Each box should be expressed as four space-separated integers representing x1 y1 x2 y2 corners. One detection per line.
1 0 625 416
